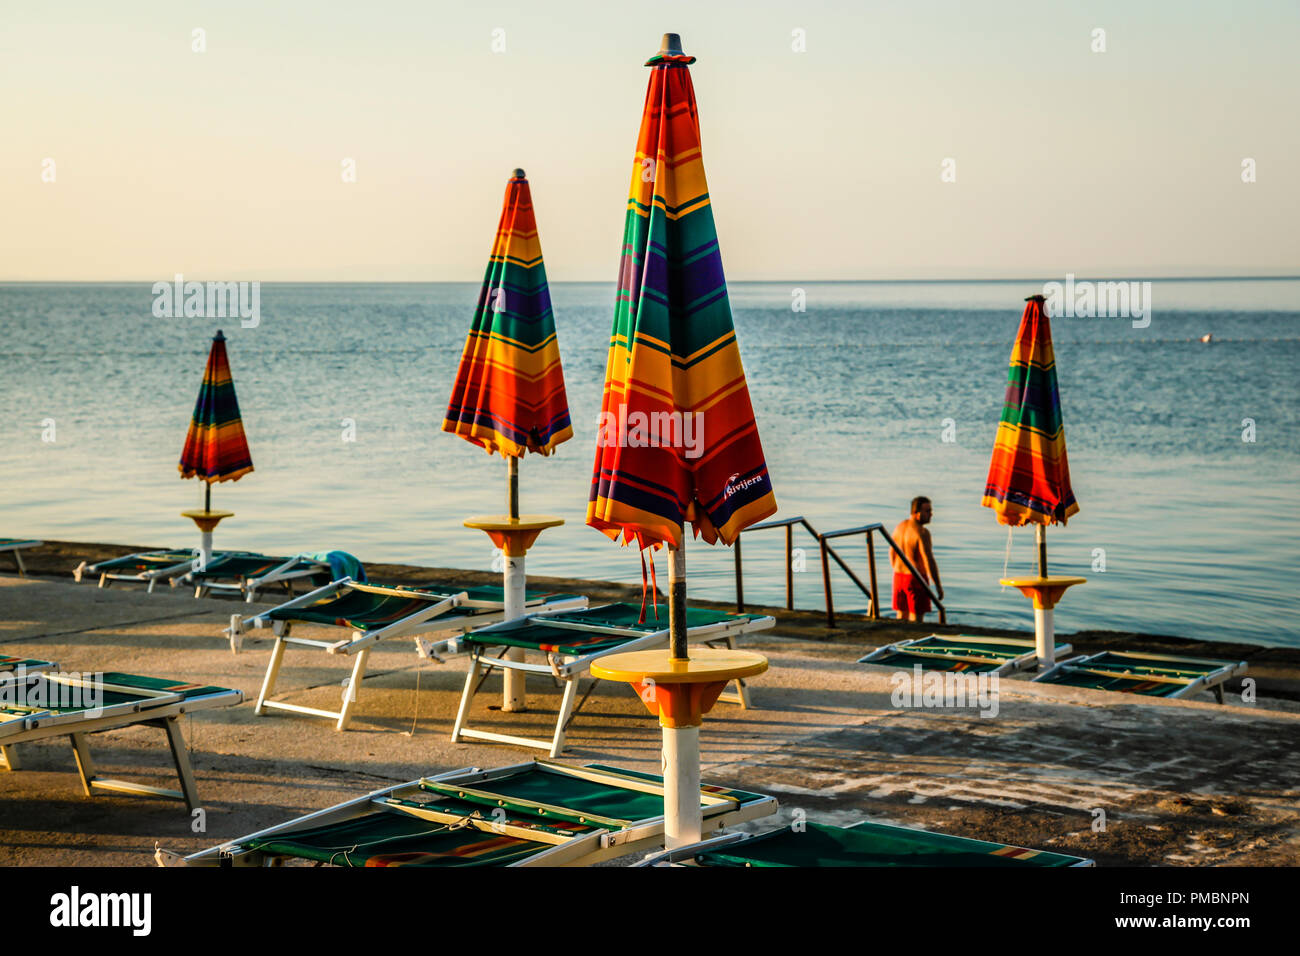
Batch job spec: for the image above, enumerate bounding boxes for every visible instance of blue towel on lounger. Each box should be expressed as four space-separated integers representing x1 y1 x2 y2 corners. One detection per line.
303 551 367 584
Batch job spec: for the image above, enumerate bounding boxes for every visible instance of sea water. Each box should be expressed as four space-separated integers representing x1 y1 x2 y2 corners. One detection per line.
1 279 1296 648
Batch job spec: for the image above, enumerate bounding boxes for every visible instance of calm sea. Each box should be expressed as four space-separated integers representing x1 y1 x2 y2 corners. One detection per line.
2 280 1297 648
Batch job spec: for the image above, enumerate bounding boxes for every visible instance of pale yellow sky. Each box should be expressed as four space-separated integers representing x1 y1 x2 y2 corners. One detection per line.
2 0 1297 281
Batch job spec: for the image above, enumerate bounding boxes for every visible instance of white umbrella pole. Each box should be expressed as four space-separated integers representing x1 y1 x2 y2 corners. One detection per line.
663 722 702 850
663 538 700 848
502 456 526 711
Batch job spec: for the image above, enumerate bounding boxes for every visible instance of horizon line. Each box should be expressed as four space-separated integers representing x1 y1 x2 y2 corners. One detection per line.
2 274 1298 286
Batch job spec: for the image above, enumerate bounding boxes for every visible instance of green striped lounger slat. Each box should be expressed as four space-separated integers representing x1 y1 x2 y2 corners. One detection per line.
695 821 1088 868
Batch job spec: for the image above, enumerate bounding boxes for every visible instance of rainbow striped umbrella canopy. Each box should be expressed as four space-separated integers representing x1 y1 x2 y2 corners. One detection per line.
179 330 254 483
586 44 776 551
982 296 1079 526
442 170 573 458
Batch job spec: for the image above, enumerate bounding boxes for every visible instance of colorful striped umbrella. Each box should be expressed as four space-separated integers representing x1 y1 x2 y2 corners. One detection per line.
982 294 1079 575
584 35 776 854
179 329 253 505
586 40 777 575
442 169 573 468
443 170 573 713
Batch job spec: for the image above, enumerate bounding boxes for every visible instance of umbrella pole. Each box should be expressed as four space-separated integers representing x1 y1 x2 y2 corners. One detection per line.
198 481 214 569
502 456 526 711
1034 524 1053 665
663 538 700 848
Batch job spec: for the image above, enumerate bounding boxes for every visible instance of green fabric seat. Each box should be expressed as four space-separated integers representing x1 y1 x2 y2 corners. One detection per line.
422 769 670 828
268 588 451 630
864 650 1006 673
91 550 210 572
464 603 761 655
0 656 54 674
190 554 326 581
1036 652 1239 697
268 583 568 631
695 821 1088 868
243 812 548 867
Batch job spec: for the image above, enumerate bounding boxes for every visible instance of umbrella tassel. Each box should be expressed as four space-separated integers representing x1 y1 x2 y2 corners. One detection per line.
637 547 660 625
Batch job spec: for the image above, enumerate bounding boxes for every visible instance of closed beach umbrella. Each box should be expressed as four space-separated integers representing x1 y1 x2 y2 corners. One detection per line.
585 33 775 850
442 169 573 464
586 36 777 621
179 329 253 565
982 294 1083 663
443 170 573 711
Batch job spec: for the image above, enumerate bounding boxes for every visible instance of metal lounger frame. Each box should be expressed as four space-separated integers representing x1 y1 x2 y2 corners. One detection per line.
858 635 1074 676
1 540 42 577
1034 652 1246 703
0 677 242 810
451 610 775 757
168 759 778 867
73 550 207 593
228 577 587 731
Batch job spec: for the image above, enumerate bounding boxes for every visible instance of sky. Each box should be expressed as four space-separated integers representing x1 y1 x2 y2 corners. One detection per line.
2 0 1297 281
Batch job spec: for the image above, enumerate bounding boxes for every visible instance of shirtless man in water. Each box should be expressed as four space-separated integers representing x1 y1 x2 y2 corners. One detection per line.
890 496 943 622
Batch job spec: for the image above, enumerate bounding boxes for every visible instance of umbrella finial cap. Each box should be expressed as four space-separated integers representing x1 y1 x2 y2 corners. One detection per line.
512 168 526 179
214 329 226 341
659 33 684 56
1024 294 1046 303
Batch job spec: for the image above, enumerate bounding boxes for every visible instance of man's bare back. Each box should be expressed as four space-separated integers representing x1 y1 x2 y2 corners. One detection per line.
890 498 942 621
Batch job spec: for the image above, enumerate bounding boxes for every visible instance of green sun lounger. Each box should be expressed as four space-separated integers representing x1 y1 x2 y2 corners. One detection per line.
859 634 1074 674
1033 651 1247 703
0 669 241 808
165 759 778 867
0 655 56 676
0 539 42 576
640 820 1093 867
74 548 243 593
451 602 775 757
226 577 587 731
180 552 333 601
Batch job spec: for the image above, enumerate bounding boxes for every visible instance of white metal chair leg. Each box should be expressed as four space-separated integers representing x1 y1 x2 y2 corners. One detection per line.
70 733 97 797
548 678 580 758
14 550 26 576
715 636 752 708
162 717 200 811
451 659 482 744
336 649 370 732
255 637 288 716
0 744 20 770
73 561 86 583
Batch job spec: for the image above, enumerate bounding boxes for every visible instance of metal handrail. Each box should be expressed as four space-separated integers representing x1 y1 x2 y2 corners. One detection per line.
733 516 946 627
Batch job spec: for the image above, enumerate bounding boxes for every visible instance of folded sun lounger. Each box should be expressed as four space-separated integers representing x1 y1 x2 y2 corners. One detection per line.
451 602 775 757
0 670 242 809
859 634 1073 674
639 820 1093 867
0 538 42 576
164 759 777 867
180 552 334 601
73 548 239 593
1033 651 1247 703
227 578 588 730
